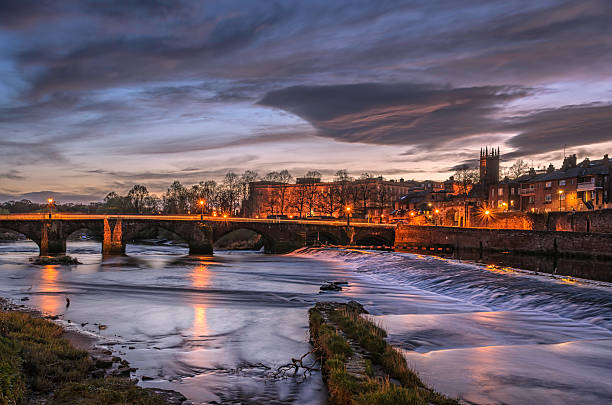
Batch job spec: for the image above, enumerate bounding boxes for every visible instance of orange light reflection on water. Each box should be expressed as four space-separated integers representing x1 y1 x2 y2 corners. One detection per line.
39 265 63 315
191 263 211 336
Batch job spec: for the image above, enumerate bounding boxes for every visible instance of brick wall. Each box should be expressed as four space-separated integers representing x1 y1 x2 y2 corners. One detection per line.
465 208 612 233
395 224 612 259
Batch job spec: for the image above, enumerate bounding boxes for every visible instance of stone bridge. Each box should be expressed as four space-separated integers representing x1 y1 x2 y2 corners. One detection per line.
0 215 396 256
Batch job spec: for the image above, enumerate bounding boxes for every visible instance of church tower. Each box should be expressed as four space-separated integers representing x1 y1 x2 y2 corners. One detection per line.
480 146 500 188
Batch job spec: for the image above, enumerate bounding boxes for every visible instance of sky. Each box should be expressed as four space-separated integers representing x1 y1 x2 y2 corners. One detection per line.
1 0 611 202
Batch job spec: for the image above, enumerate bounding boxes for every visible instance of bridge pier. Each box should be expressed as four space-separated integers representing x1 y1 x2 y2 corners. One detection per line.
102 218 125 256
40 221 67 256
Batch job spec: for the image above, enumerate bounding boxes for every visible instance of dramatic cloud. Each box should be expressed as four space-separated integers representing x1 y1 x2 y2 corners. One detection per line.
1 0 611 199
259 83 529 147
504 103 612 158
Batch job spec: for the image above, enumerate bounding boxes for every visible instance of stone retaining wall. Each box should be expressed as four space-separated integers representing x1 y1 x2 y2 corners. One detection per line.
395 225 612 259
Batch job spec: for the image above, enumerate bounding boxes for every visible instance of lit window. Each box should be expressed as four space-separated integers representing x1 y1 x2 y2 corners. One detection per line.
498 188 503 196
545 181 552 188
559 180 566 186
545 194 552 202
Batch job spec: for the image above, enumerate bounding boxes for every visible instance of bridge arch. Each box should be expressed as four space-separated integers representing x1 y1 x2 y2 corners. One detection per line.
212 224 276 253
306 230 340 246
64 226 104 255
122 221 213 255
0 226 40 253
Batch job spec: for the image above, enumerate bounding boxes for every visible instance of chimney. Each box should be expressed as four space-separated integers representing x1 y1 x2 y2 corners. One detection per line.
547 163 555 173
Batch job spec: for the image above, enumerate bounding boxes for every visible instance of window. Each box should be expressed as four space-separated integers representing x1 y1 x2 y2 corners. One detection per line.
545 194 552 202
529 196 535 204
560 193 565 200
498 187 503 196
511 188 515 195
545 181 552 188
559 180 566 186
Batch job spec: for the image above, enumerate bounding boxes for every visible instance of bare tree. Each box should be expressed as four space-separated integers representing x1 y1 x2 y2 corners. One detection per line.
355 172 374 218
127 184 149 213
507 159 529 179
453 165 479 226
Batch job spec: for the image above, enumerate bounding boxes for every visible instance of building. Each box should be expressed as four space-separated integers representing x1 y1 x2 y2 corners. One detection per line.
242 176 417 220
480 147 500 191
516 154 611 213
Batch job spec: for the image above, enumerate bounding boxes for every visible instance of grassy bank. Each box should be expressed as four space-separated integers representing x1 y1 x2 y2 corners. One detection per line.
309 302 457 405
0 310 173 404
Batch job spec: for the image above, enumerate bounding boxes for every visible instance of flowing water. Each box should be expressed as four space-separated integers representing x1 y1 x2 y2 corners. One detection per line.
0 240 611 404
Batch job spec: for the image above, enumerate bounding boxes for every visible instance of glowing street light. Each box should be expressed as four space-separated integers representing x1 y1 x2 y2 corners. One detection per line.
484 210 491 216
198 199 206 219
558 189 564 211
47 198 54 219
222 213 228 219
345 206 351 226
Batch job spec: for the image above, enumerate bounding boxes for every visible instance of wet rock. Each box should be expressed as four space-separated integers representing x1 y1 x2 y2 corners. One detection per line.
346 300 367 314
141 375 155 381
20 297 29 301
320 282 343 291
114 366 132 377
112 356 121 362
128 346 135 350
95 357 113 369
98 324 107 330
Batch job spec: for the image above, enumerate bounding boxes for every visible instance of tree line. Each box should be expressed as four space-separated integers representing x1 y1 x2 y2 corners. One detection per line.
258 170 401 218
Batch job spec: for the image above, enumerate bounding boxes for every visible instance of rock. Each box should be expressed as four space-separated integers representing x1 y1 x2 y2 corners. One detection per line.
20 297 29 301
346 300 368 314
91 369 105 379
141 375 155 381
112 356 121 362
95 357 114 369
320 282 343 291
128 346 135 350
98 324 107 330
114 366 132 377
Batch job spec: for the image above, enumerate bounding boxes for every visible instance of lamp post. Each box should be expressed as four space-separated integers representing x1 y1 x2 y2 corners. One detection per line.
198 199 205 220
47 198 54 219
345 206 351 226
434 208 440 226
558 189 564 211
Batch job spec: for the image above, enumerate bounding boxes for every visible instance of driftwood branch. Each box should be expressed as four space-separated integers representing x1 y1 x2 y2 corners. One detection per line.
269 350 320 383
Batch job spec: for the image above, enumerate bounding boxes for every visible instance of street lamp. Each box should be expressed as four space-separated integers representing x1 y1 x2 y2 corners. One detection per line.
345 206 351 226
558 189 564 211
434 208 440 226
502 202 508 212
198 199 205 220
47 198 54 219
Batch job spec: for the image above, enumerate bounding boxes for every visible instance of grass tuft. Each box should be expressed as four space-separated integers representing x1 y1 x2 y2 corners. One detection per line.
0 310 171 404
310 303 457 405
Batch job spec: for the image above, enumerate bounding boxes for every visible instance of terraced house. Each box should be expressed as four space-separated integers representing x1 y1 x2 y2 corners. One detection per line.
495 154 612 213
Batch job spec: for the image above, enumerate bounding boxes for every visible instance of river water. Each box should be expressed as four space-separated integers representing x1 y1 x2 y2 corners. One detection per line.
0 240 611 404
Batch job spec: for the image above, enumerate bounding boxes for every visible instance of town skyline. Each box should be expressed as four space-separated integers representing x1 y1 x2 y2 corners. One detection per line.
1 1 612 202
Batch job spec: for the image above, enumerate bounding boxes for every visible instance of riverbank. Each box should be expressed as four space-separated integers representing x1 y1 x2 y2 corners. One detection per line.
309 301 457 405
0 297 187 404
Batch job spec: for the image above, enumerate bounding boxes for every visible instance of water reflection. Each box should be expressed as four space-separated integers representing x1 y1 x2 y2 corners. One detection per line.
38 265 63 315
448 249 612 282
191 263 211 337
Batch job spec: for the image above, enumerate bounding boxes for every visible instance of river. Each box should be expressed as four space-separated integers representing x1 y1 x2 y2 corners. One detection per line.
0 240 611 404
